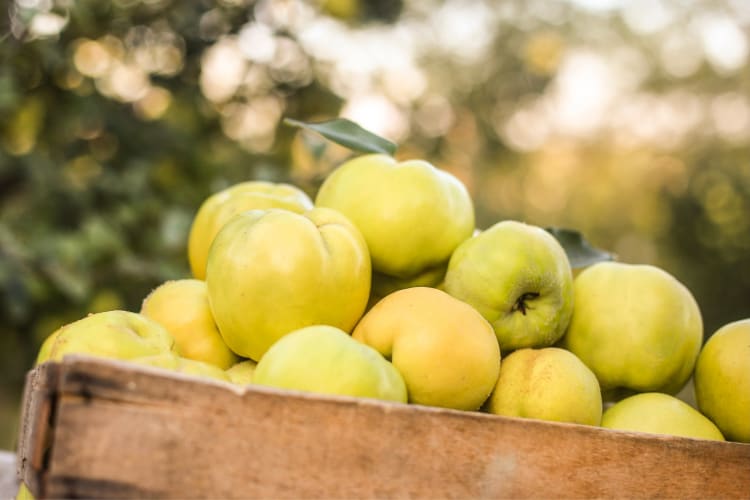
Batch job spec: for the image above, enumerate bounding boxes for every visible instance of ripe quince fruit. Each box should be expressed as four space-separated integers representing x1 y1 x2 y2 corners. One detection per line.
562 262 702 395
601 392 724 441
188 181 313 279
485 347 602 426
444 220 574 352
226 359 257 386
141 279 239 370
315 154 474 281
206 207 370 361
253 325 407 403
37 310 177 364
353 286 500 410
694 319 750 442
131 352 231 382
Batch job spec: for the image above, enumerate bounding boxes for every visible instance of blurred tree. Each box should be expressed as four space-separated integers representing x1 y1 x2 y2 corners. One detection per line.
1 0 749 449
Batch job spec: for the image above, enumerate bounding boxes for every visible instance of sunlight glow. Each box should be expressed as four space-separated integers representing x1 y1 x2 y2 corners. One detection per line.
711 93 750 143
698 13 749 74
73 40 112 78
621 0 674 35
550 51 619 136
659 29 703 78
341 94 409 143
200 37 248 103
29 12 67 38
238 23 277 63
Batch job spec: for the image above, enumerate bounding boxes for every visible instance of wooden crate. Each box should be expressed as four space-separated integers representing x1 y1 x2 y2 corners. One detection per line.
16 356 750 499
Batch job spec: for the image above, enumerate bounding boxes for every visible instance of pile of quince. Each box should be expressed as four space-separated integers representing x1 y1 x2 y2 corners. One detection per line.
35 151 749 444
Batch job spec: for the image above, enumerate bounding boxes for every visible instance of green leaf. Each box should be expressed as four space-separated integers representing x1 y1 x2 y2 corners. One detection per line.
546 227 614 269
284 117 397 155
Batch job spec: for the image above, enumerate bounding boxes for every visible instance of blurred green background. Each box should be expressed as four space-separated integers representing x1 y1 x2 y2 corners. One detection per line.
1 0 749 449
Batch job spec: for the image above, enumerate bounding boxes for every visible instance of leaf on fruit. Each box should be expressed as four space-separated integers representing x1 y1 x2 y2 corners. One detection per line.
284 117 397 155
546 227 614 269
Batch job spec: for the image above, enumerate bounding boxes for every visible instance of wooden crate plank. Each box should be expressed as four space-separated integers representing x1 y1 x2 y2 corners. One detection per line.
30 356 750 499
15 362 61 498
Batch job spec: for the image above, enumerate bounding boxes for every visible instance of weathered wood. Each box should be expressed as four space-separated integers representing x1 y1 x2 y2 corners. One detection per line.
17 356 750 499
16 362 60 497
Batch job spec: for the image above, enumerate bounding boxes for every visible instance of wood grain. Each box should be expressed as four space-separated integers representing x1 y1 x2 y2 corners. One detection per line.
16 362 60 497
16 356 750 499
